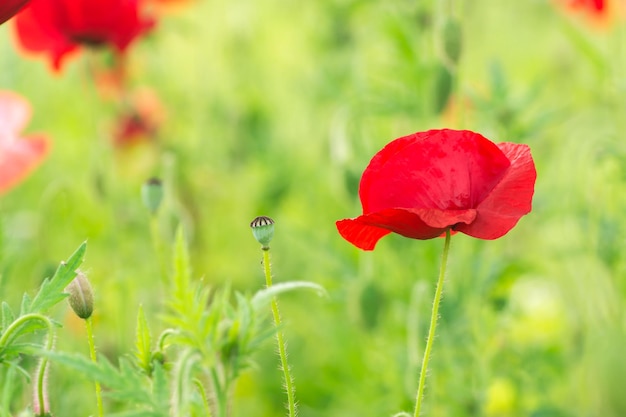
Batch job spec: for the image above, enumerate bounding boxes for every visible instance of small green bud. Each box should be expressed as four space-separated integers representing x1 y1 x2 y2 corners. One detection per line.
432 62 454 114
250 216 275 249
441 18 462 65
142 177 163 215
66 271 94 320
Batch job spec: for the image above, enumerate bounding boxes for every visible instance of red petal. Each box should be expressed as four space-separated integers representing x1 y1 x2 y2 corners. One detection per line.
0 134 50 194
14 0 76 69
0 91 31 134
337 207 476 250
359 129 511 214
0 0 30 25
13 0 154 70
336 218 391 251
455 142 536 239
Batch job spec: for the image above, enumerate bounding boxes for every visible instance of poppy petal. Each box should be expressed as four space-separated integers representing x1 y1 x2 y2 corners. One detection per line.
336 218 392 251
359 129 511 214
337 207 476 250
0 91 32 134
0 134 49 194
0 0 30 25
455 142 536 239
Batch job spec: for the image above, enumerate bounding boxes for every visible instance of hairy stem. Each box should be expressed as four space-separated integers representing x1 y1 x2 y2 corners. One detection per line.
85 317 103 417
262 249 296 417
413 229 451 417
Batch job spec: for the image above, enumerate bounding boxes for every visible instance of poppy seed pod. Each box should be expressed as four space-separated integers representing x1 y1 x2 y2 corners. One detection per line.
142 177 163 214
250 216 275 249
66 271 94 320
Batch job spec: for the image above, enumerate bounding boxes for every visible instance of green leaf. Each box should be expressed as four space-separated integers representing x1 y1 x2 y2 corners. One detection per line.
172 226 191 303
42 351 158 409
134 305 153 375
19 293 31 317
1 302 14 333
28 242 87 314
251 281 327 312
152 362 169 410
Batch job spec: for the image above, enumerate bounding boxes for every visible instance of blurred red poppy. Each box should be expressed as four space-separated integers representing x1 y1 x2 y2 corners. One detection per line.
336 129 536 250
13 0 155 71
556 0 623 26
567 0 607 15
0 0 30 25
113 87 165 147
0 91 50 194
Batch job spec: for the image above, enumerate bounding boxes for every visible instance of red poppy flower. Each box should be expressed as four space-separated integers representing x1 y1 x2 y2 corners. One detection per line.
555 0 621 26
336 129 536 250
0 91 50 194
0 0 30 25
13 0 155 71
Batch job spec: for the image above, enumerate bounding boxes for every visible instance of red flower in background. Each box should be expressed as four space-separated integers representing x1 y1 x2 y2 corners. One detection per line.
14 0 154 70
0 91 50 194
556 0 623 26
0 0 30 25
567 0 607 14
336 129 536 250
113 87 166 147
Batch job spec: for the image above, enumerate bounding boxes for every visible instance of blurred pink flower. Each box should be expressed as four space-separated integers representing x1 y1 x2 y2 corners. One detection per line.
13 0 155 71
0 0 30 25
0 91 50 194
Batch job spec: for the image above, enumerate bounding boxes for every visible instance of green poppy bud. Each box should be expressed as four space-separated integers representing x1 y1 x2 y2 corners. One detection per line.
441 18 462 66
250 216 275 249
142 177 163 215
66 271 94 320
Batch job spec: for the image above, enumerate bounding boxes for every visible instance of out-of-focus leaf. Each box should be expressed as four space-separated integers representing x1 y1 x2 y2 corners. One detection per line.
1 302 14 333
134 305 153 375
251 281 327 312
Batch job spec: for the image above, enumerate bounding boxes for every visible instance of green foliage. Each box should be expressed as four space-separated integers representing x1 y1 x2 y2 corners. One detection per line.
134 305 153 375
1 1 626 416
25 242 86 315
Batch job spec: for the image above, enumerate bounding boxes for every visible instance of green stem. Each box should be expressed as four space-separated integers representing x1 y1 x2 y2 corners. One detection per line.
210 367 228 417
0 314 55 417
413 229 451 417
262 249 296 417
193 378 212 417
85 317 104 417
150 215 168 284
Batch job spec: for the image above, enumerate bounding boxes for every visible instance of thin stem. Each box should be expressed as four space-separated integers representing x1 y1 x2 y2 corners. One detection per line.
210 367 227 417
193 379 212 417
150 215 168 284
413 229 451 417
0 314 56 417
262 249 296 417
85 317 104 417
37 324 54 417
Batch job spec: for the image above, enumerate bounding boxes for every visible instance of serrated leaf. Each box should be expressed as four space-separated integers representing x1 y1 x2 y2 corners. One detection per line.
134 305 153 375
152 362 169 410
251 281 327 312
1 302 14 332
28 242 87 314
43 351 157 408
19 293 31 317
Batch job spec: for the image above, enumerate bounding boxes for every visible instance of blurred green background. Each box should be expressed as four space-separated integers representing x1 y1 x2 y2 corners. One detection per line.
1 0 626 416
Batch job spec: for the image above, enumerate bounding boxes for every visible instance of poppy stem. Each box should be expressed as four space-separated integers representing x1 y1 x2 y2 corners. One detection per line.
85 317 104 417
413 229 451 417
262 248 297 417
